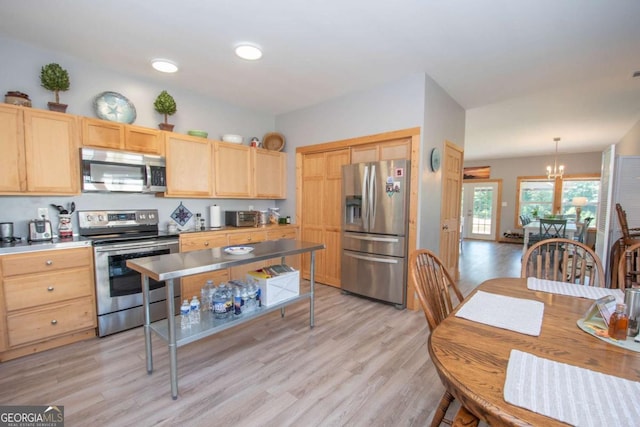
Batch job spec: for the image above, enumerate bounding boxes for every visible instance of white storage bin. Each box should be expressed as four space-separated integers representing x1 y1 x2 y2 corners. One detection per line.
246 269 300 306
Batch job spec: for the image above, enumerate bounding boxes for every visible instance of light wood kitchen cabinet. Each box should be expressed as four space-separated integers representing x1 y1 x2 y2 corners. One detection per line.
254 149 286 199
0 246 96 361
179 232 230 298
214 142 287 199
164 133 213 197
213 142 252 198
350 138 410 163
228 230 268 279
82 118 163 155
300 149 351 287
0 104 80 195
266 227 301 270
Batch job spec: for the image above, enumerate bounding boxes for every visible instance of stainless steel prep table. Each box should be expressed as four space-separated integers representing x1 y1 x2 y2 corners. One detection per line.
126 239 325 399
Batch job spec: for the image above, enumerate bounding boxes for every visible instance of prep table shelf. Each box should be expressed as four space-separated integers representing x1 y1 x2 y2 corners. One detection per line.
151 292 311 347
126 239 324 399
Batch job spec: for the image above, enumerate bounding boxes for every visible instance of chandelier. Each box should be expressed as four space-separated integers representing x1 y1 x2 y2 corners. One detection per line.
546 137 565 180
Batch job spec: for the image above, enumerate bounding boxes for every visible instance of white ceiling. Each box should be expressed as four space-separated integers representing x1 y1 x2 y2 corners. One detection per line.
2 0 639 160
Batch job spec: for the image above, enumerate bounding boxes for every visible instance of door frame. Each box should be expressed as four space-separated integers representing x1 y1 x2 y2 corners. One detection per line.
462 178 503 241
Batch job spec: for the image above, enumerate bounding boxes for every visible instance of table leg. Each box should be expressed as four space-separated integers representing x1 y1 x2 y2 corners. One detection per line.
165 278 179 399
142 275 153 374
310 250 315 328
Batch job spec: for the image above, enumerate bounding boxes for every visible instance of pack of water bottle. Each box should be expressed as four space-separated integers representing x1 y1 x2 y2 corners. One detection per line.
198 279 261 321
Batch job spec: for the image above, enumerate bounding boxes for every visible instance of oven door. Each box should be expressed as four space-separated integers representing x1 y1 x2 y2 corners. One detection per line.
94 239 179 316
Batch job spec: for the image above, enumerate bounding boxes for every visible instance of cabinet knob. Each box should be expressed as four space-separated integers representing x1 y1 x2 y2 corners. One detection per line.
51 319 58 325
47 286 54 292
204 241 209 246
46 260 53 265
248 237 252 241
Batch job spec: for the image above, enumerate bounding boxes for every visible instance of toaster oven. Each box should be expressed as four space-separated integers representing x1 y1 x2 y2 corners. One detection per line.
225 211 257 227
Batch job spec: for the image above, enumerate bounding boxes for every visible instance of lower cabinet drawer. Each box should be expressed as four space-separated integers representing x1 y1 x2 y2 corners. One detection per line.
4 268 94 311
7 297 96 347
1 247 92 276
266 228 297 241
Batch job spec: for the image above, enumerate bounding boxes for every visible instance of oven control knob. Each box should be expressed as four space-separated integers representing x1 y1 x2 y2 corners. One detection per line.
98 215 105 221
148 213 155 220
140 214 146 220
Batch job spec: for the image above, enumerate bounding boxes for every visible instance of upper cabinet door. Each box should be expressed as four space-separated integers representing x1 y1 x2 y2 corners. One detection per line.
82 118 163 155
0 105 25 192
23 109 80 194
214 142 252 198
82 117 123 150
125 125 162 155
254 149 286 199
164 134 213 197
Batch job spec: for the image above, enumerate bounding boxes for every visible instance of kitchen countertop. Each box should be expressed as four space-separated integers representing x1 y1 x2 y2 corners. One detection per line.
0 236 92 255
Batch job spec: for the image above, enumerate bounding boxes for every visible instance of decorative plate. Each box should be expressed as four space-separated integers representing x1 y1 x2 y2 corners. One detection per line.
430 148 441 172
224 246 254 255
93 91 137 124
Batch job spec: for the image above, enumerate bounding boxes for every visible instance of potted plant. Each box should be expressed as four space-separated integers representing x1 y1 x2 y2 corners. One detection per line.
154 90 177 131
40 63 70 113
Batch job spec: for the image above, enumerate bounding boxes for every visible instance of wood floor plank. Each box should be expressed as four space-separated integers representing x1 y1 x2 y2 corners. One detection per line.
0 241 519 426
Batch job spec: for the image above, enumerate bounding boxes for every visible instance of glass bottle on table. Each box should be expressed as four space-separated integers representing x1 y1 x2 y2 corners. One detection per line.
608 303 629 340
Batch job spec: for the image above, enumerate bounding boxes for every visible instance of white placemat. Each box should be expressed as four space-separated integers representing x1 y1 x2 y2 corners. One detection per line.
504 349 640 427
455 291 544 336
527 277 624 302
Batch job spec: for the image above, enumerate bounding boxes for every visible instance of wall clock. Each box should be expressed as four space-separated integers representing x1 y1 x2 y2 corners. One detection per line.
430 148 441 172
93 91 137 124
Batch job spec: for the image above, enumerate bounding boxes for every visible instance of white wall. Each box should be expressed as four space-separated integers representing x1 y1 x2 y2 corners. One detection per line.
464 151 602 237
419 74 466 250
616 118 640 156
0 35 277 236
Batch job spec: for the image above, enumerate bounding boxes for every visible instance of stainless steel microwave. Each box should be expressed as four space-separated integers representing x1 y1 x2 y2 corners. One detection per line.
81 148 167 193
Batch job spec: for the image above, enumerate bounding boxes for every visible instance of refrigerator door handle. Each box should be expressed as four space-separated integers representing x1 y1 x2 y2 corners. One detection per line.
362 165 370 231
344 251 399 264
344 234 400 244
369 164 377 230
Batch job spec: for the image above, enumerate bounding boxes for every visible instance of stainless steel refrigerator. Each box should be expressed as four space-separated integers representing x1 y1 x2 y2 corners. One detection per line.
341 159 410 308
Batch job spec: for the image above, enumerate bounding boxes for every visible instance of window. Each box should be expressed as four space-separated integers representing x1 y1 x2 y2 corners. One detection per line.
560 179 600 222
516 175 600 227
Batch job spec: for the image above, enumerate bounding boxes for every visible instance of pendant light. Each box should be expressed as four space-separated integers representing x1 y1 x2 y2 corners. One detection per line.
546 137 565 180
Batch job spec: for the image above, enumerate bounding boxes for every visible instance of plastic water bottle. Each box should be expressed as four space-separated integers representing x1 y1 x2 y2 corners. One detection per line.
234 286 242 315
212 284 228 319
190 296 200 325
180 299 191 330
201 280 213 311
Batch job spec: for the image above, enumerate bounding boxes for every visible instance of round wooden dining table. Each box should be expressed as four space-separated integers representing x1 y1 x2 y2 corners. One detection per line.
428 277 640 426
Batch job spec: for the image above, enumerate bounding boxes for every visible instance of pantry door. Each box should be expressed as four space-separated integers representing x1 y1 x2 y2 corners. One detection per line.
462 181 501 241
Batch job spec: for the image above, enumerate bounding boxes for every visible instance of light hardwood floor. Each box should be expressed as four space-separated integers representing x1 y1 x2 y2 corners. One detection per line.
0 241 522 426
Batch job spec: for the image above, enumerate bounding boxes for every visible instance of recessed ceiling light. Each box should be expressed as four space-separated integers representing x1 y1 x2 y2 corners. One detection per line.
151 59 178 73
235 45 262 61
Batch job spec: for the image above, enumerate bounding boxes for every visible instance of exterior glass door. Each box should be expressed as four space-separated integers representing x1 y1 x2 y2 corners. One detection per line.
462 182 499 241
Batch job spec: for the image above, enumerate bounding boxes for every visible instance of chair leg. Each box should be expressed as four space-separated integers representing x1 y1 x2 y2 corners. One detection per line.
452 405 479 427
430 390 455 427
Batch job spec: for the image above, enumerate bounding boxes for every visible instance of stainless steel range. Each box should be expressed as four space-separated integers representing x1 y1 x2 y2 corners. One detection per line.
78 209 180 337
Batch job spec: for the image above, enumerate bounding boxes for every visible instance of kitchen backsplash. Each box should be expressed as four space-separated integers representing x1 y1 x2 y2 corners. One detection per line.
0 193 280 239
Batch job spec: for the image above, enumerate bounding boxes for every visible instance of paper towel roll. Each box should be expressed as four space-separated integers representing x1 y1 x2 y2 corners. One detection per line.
209 205 222 228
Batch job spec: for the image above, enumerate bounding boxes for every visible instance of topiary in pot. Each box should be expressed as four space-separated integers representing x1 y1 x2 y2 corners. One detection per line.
154 90 177 131
40 63 70 113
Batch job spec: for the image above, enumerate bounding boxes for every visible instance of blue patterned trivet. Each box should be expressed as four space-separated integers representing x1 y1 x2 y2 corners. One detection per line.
170 202 192 226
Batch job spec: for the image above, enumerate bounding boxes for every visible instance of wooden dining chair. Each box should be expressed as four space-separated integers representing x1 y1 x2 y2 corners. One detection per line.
521 238 605 287
409 249 479 427
617 242 640 289
573 217 593 244
616 203 640 247
539 218 567 239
